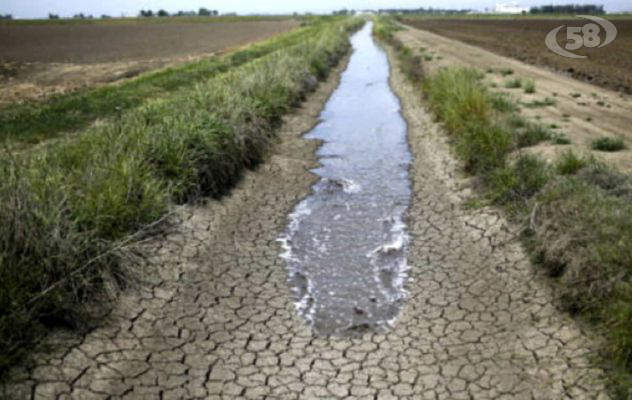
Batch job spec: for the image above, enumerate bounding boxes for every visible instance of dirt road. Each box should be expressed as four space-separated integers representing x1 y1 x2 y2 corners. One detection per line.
2 33 609 399
395 24 632 174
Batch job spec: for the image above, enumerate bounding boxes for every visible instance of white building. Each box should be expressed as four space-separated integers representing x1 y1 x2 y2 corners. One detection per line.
494 2 529 13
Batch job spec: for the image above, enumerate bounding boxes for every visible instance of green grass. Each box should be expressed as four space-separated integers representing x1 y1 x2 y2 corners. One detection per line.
0 19 340 146
523 97 556 108
592 137 626 152
516 122 553 147
556 150 588 174
551 132 572 145
523 79 536 94
504 77 522 89
0 17 362 379
383 33 632 395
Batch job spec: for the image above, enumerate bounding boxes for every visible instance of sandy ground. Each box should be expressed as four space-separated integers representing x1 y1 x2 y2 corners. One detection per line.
396 24 632 174
0 40 609 399
0 20 298 106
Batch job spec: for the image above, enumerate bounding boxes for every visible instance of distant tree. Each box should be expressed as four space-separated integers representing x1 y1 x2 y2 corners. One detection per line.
100 14 111 19
48 13 60 19
0 14 12 20
332 9 349 15
198 7 211 16
139 9 154 17
176 10 196 16
157 9 169 17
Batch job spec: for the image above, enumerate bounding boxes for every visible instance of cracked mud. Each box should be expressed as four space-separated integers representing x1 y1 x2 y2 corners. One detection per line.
1 32 609 399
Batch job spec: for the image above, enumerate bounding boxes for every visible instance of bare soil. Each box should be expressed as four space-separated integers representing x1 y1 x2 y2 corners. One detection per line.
395 23 632 174
401 18 632 94
0 20 298 105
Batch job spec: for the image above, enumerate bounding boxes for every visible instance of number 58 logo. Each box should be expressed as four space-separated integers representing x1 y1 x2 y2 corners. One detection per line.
545 15 617 58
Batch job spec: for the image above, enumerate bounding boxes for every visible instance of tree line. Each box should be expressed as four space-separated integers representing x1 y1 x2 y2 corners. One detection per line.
138 8 219 17
529 4 605 14
378 7 471 15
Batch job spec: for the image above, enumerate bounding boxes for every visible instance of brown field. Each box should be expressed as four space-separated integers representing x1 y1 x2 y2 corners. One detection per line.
0 19 298 104
401 18 632 94
395 23 632 173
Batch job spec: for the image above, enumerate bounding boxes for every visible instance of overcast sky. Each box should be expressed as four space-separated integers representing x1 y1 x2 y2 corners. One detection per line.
2 0 630 18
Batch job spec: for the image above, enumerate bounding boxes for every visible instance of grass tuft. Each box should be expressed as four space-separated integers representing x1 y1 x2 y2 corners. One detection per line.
488 155 549 206
504 78 522 89
523 79 536 93
523 97 556 108
591 136 626 152
556 150 588 175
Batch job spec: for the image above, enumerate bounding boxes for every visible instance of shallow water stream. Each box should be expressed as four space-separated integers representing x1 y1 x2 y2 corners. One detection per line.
279 22 412 335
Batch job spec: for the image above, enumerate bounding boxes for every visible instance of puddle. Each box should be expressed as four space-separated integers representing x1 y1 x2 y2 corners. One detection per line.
279 22 412 336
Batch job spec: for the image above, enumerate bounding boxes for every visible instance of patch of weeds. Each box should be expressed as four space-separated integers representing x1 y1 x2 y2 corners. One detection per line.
570 92 582 98
505 114 527 129
499 68 513 76
504 78 522 89
550 123 559 129
424 68 511 174
551 132 571 145
523 97 556 108
523 79 536 94
591 136 626 152
515 122 553 148
424 54 434 61
533 177 632 395
490 92 516 113
487 155 549 206
556 150 587 175
552 92 558 96
585 117 593 122
596 100 606 107
486 67 494 74
397 47 425 84
463 197 486 209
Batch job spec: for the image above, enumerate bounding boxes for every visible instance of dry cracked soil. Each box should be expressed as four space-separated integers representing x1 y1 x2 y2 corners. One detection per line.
1 40 610 399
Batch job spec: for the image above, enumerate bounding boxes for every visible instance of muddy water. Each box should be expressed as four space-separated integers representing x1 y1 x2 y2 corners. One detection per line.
279 22 412 336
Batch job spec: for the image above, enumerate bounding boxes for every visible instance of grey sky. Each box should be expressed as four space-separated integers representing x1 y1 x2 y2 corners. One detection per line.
2 0 630 19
